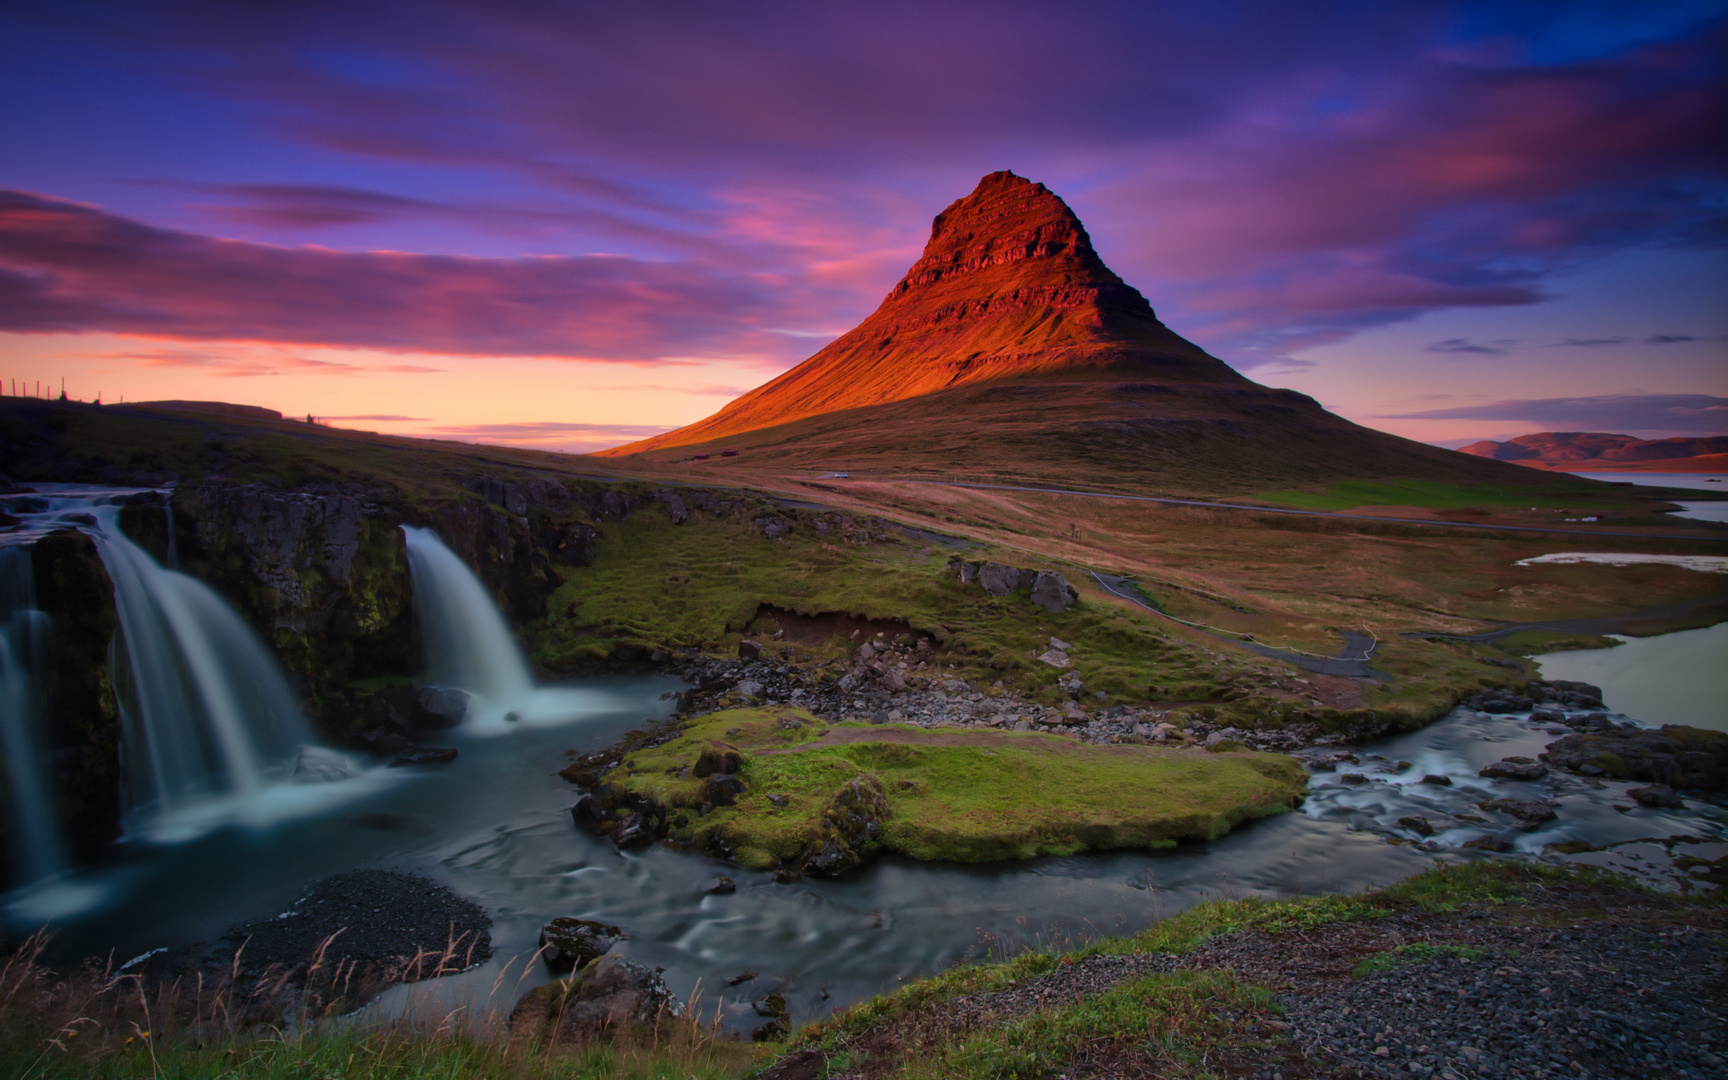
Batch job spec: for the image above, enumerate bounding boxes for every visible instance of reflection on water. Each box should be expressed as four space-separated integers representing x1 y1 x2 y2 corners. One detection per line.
1537 623 1728 733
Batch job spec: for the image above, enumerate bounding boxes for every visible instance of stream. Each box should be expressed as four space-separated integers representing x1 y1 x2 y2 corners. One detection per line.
2 484 1724 1033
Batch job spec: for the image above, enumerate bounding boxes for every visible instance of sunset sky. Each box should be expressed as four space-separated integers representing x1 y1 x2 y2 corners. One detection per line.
3 1 1723 453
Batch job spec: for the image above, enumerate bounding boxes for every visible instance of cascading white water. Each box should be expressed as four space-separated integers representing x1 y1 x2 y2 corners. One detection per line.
400 526 605 733
0 546 65 886
402 526 534 704
88 505 361 839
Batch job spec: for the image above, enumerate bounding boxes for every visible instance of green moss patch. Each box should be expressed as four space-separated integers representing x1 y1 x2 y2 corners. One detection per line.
602 707 1307 871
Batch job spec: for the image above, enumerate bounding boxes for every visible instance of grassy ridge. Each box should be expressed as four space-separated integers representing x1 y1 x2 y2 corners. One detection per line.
608 708 1307 868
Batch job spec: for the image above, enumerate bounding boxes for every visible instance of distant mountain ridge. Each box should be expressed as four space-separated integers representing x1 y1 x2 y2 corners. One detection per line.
601 172 1579 496
1459 432 1728 473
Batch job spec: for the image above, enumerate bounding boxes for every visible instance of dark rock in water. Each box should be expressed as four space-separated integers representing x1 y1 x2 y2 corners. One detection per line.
538 917 626 973
1339 773 1368 786
59 512 97 526
414 686 471 728
611 813 655 848
1627 784 1682 809
357 726 414 756
1397 816 1433 837
570 793 610 830
739 638 763 661
727 969 758 985
1544 726 1726 790
1419 774 1453 787
1462 834 1514 852
751 991 790 1041
509 954 681 1039
1479 756 1547 781
701 875 736 896
1477 798 1558 829
391 746 457 766
116 490 171 563
1030 570 1079 614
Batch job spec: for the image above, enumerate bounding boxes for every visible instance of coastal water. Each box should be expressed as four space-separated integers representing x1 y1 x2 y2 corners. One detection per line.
1570 471 1728 523
1537 623 1728 733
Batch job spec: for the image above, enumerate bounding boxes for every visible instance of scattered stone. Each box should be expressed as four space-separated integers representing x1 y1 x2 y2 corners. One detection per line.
538 917 625 973
727 969 758 985
1396 815 1433 837
1419 773 1453 787
1627 784 1683 809
1037 648 1071 669
1462 834 1514 852
735 679 764 699
1477 798 1558 828
1339 773 1368 786
751 991 790 1041
390 746 458 766
701 876 736 896
1478 756 1548 781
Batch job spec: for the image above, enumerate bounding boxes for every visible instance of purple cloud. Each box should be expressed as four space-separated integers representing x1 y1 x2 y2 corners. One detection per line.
1384 393 1728 434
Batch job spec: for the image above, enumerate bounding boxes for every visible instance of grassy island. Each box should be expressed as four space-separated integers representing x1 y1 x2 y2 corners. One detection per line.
577 707 1308 873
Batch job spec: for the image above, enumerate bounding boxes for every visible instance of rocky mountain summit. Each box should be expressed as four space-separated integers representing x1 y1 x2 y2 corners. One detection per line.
602 173 1577 496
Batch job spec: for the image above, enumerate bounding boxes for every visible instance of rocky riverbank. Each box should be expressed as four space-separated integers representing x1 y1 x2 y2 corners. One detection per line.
760 862 1727 1079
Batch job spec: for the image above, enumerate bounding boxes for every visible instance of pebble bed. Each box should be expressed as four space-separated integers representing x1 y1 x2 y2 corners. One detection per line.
1285 922 1726 1079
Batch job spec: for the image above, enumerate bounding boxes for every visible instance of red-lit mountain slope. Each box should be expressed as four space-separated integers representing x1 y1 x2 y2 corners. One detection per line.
601 172 1580 497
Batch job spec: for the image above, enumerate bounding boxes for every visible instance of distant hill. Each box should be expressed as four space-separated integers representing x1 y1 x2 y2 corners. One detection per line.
601 171 1579 496
132 400 285 421
1458 432 1728 473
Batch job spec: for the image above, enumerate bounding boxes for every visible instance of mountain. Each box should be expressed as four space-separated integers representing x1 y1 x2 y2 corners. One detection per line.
601 172 1578 496
1459 432 1728 473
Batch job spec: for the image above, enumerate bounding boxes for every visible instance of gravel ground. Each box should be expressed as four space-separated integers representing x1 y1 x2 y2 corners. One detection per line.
768 893 1726 1080
1285 923 1726 1079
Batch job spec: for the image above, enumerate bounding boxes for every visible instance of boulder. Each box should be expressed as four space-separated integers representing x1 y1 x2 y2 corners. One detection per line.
657 491 688 524
1037 649 1071 669
1543 726 1726 790
1419 774 1453 787
978 561 1020 596
292 746 358 781
1396 816 1433 837
1029 570 1078 614
1462 834 1514 852
527 478 571 511
539 917 626 972
735 680 764 699
509 954 681 1039
1477 798 1558 829
799 775 889 877
702 773 746 807
1478 756 1547 781
1627 784 1682 809
693 745 743 778
701 875 736 896
738 639 763 661
958 561 980 584
414 686 471 728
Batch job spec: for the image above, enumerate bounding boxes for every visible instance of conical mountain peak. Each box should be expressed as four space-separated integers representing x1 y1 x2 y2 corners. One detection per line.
604 172 1243 456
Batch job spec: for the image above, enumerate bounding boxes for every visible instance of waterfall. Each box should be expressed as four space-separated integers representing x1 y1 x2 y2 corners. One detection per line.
0 546 65 886
402 526 534 706
89 505 363 840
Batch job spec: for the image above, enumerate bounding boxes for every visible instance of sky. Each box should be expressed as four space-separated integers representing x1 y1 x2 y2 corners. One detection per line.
1 0 1723 453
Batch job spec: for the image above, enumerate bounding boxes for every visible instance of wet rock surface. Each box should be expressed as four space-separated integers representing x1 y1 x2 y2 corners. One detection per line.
539 917 626 972
510 953 682 1039
1544 726 1726 791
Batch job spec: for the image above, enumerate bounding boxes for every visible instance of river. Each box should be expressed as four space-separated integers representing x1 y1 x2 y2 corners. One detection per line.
3 485 1724 1033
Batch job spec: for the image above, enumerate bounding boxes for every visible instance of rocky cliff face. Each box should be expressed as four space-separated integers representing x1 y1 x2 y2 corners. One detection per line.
29 528 121 861
602 170 1241 455
163 482 416 740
